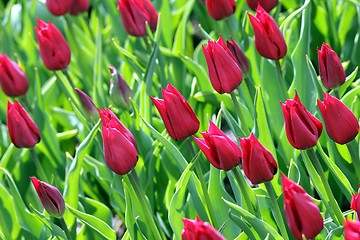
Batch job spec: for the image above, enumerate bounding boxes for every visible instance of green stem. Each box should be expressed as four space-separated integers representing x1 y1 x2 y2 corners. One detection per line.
308 148 344 225
62 69 75 89
244 73 256 100
59 217 72 240
264 182 289 240
232 167 255 214
127 170 164 240
230 91 250 136
275 60 289 101
333 89 340 99
30 148 49 183
347 141 360 183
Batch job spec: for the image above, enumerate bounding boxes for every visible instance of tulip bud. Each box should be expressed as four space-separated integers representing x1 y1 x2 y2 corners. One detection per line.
109 66 132 110
317 43 346 90
240 133 278 184
68 0 90 15
30 177 65 218
35 19 71 71
248 5 287 60
281 92 323 150
193 121 241 171
7 101 41 148
75 88 98 118
99 109 138 175
0 54 29 97
317 92 359 144
202 36 243 94
182 216 226 240
351 192 360 219
344 219 360 240
226 37 250 74
150 83 200 141
117 0 158 37
246 0 278 12
205 0 236 20
281 173 324 240
45 0 74 16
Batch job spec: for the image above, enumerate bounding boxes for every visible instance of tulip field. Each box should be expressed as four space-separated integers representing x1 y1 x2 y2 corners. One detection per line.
1 0 360 239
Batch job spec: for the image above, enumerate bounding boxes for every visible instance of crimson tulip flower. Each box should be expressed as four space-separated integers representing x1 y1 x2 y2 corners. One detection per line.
344 220 360 240
182 216 225 240
246 0 278 12
205 0 236 20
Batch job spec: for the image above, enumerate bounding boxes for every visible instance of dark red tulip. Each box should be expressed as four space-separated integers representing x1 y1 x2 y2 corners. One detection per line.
109 66 132 110
246 0 278 12
0 54 29 97
344 220 360 240
30 177 65 218
68 0 90 15
317 92 359 144
205 0 236 20
248 5 287 60
46 0 74 16
351 192 360 219
226 37 250 74
75 88 97 118
281 92 323 149
7 101 41 148
194 121 241 171
282 174 324 240
182 216 225 240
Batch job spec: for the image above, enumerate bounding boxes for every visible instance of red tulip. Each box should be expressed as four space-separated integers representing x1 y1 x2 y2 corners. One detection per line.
109 66 132 110
7 101 41 148
240 133 278 184
182 216 225 240
282 174 324 240
35 19 71 70
68 0 90 15
246 0 278 12
281 92 323 149
117 0 158 37
226 37 250 74
317 92 359 144
317 43 346 90
205 0 236 20
45 0 74 16
202 36 243 94
0 54 29 97
248 5 287 60
344 219 360 240
75 88 97 118
351 192 360 219
30 177 65 218
99 109 138 175
193 121 242 171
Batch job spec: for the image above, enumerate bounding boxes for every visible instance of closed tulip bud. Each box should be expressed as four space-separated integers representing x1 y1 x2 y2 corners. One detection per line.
30 177 65 218
68 0 90 15
182 216 225 240
317 43 346 90
282 174 324 240
194 121 241 171
117 0 158 37
226 37 250 74
281 92 323 149
99 109 138 175
248 5 287 60
150 83 199 141
45 0 74 16
317 92 359 144
246 0 278 12
351 192 360 219
0 54 29 97
202 36 243 94
7 101 41 148
109 66 132 110
240 133 278 184
344 220 360 240
75 88 97 118
35 19 71 71
205 0 236 20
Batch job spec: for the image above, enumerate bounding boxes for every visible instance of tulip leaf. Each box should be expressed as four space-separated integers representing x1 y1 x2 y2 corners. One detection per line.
288 159 300 184
144 26 160 95
0 183 20 239
336 66 358 98
305 55 324 98
66 204 116 240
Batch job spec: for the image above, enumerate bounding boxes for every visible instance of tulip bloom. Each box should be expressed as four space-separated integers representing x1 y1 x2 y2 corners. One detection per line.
248 5 287 60
99 109 138 175
240 133 278 184
351 192 360 219
344 220 360 240
30 177 65 218
282 174 324 240
7 101 41 148
246 0 278 12
205 0 236 20
75 88 97 118
117 0 158 37
35 19 71 71
317 43 346 89
109 66 132 110
150 83 199 141
202 36 243 94
182 216 225 240
46 0 74 16
193 121 241 171
0 54 29 97
317 93 358 144
226 37 250 74
281 92 323 149
68 0 90 15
